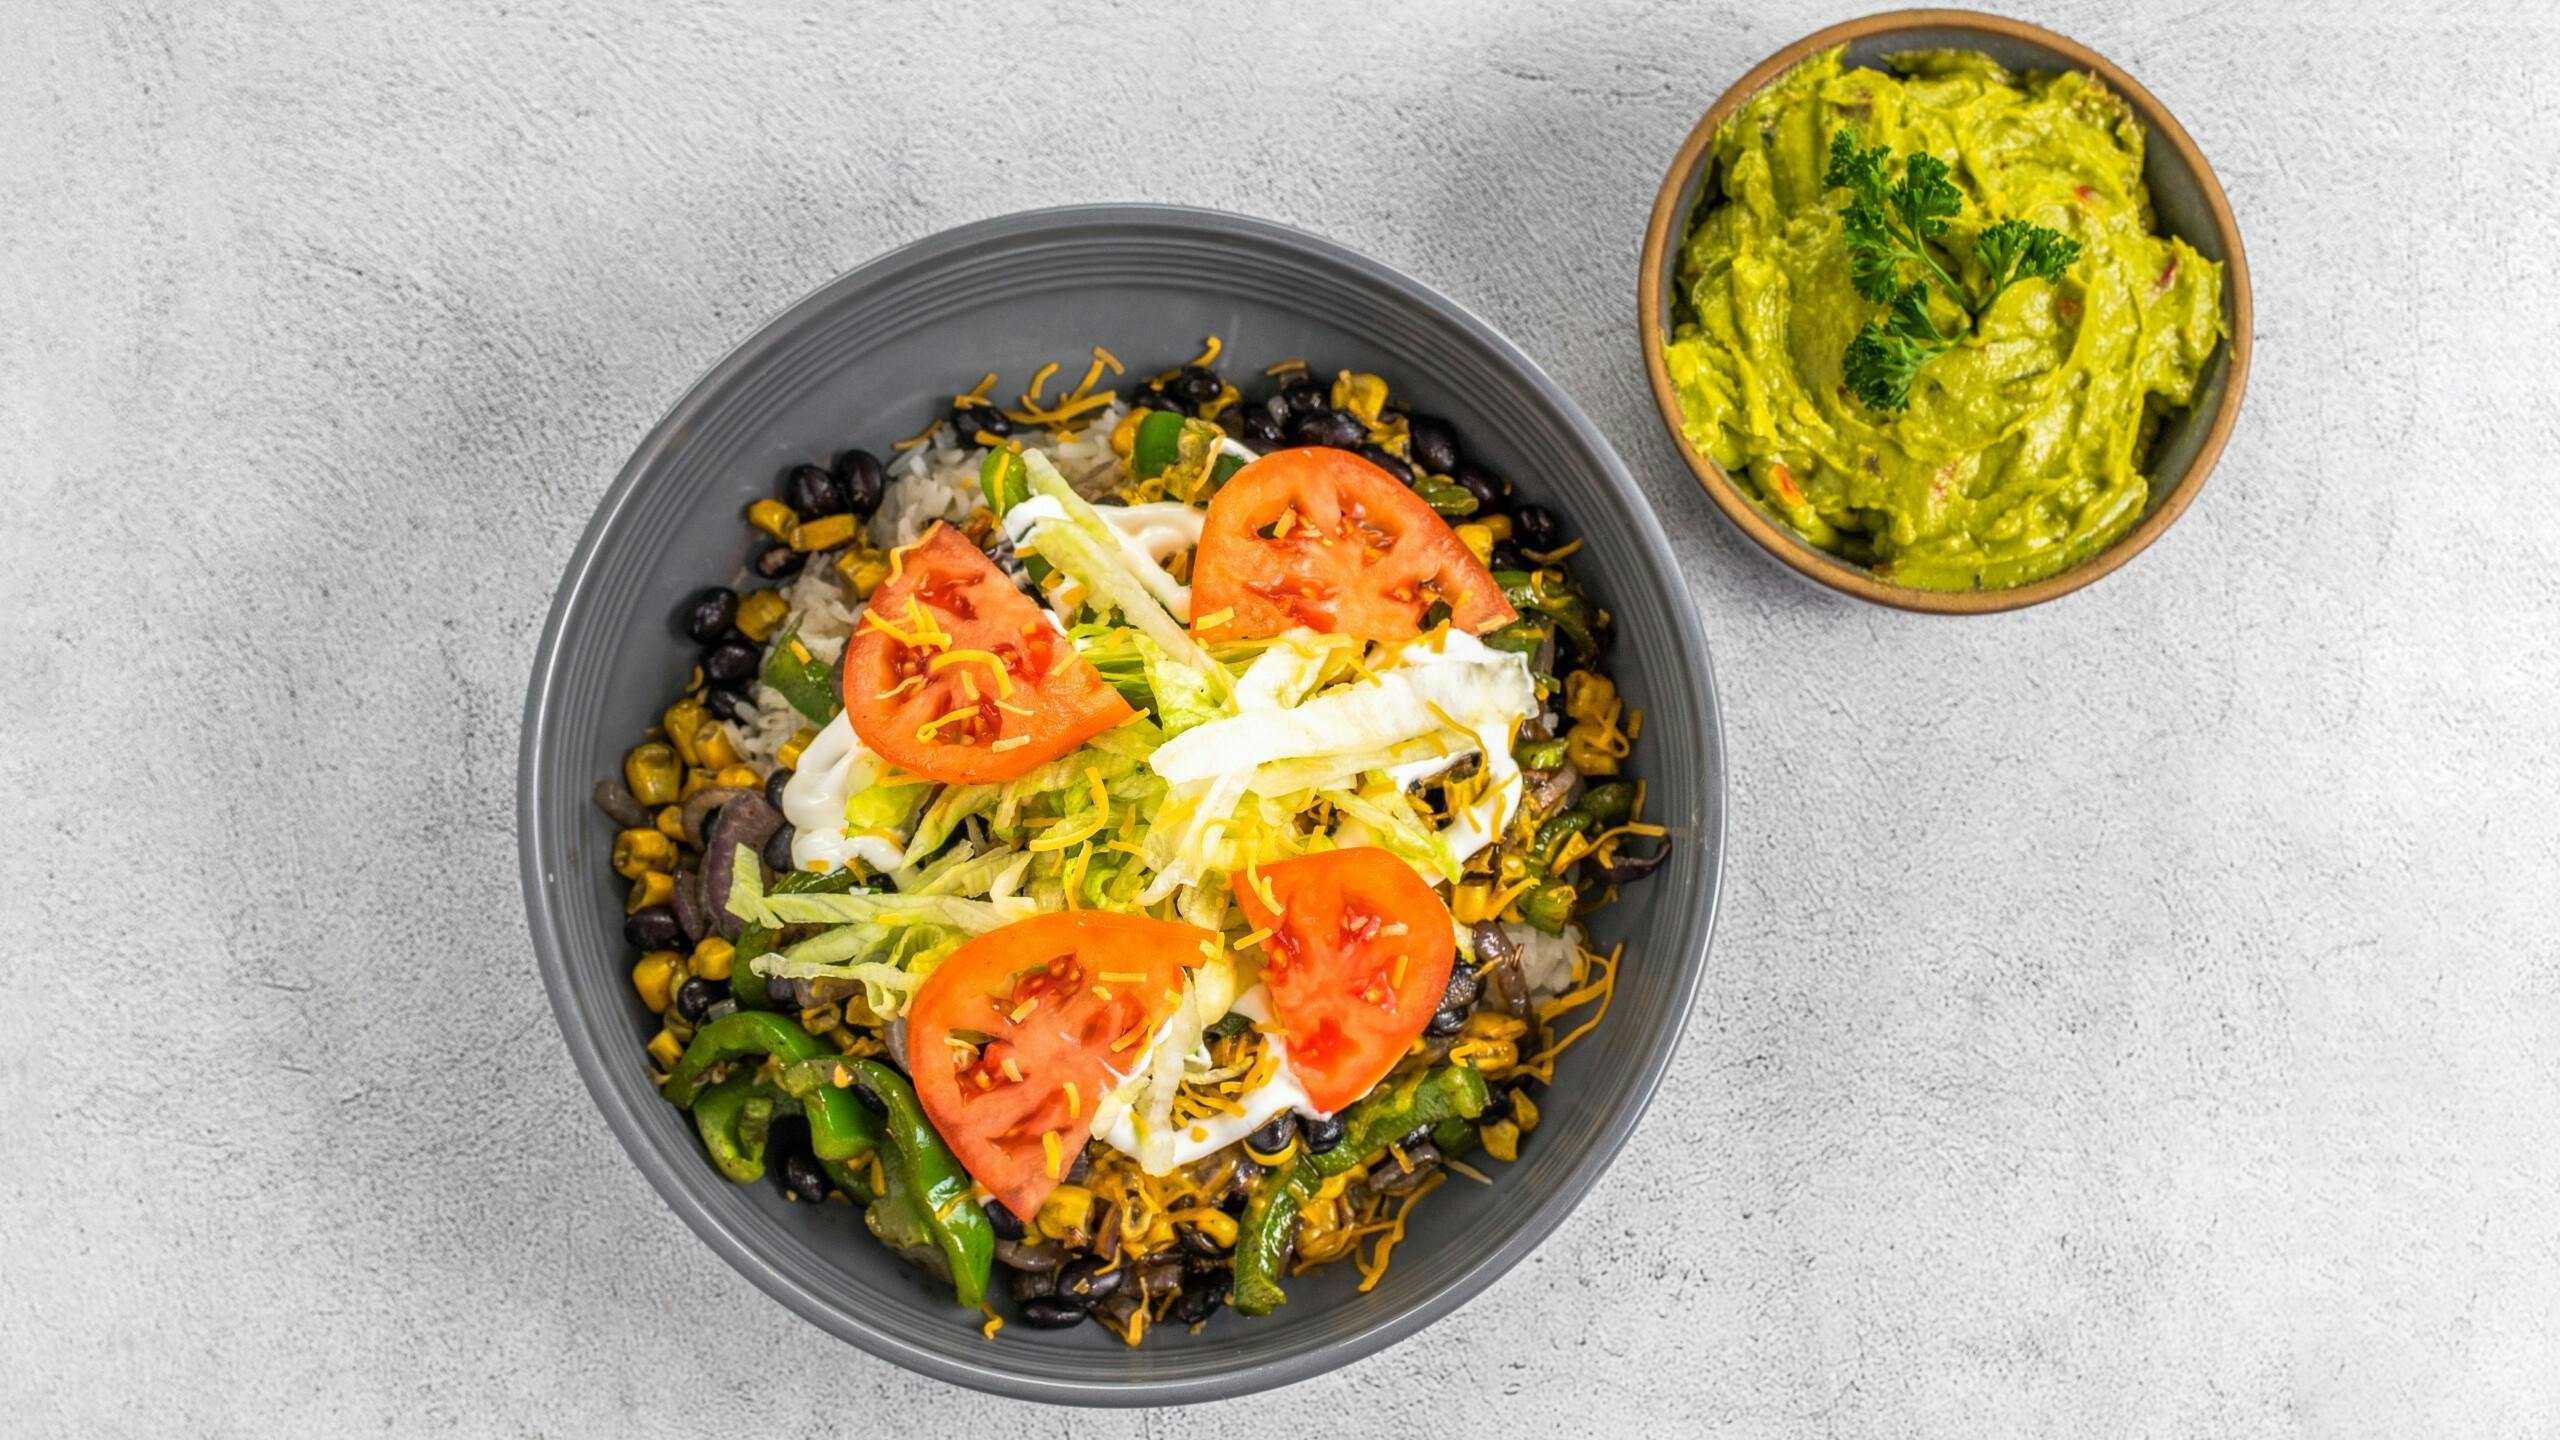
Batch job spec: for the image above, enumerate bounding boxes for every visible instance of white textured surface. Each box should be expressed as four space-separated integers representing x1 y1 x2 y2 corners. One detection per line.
5 0 2557 1433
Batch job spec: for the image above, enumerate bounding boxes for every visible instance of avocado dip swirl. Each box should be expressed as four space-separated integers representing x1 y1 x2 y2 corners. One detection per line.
1664 48 2227 591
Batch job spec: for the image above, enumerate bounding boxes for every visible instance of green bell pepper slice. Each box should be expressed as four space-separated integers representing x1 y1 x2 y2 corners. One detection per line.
1231 1066 1493 1314
661 1012 879 1167
843 1058 993 1309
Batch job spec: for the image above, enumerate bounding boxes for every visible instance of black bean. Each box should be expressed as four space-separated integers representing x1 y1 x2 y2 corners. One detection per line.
1478 1083 1517 1125
1355 444 1413 483
760 824 795 875
1246 1110 1298 1155
750 541 806 580
674 977 721 1021
832 449 887 516
1239 413 1285 449
1017 1296 1087 1329
1170 365 1223 408
764 767 793 810
593 780 651 830
777 1147 831 1203
1259 392 1294 426
1399 1124 1435 1150
1281 376 1328 418
1173 1276 1229 1325
624 907 685 951
1055 1254 1123 1309
678 587 738 644
702 685 755 723
1406 414 1461 476
1176 1222 1229 1259
1440 965 1481 1012
1424 1006 1468 1037
785 463 845 518
1009 1267 1057 1302
1302 1113 1346 1154
984 1199 1026 1242
1514 503 1564 552
1291 408 1366 449
702 639 759 687
951 405 1014 440
1455 463 1509 516
1488 539 1529 572
765 975 798 1006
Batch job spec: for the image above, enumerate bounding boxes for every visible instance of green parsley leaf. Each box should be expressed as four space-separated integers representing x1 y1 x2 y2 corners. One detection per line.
1971 218 2085 313
1842 282 1955 412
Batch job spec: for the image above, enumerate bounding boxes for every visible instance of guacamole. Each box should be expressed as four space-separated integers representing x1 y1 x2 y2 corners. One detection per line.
1664 48 2225 591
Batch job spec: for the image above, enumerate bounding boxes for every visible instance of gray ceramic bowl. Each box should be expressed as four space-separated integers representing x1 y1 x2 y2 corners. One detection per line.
519 205 1726 1404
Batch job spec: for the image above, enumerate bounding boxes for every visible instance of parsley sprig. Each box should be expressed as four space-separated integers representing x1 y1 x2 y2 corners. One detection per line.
1826 129 2083 411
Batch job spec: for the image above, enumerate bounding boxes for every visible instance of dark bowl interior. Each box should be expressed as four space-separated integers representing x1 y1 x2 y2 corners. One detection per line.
520 205 1727 1405
1647 15 2247 603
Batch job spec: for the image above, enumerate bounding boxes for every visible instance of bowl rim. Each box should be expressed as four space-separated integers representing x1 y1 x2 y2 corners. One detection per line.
1636 6 2254 615
519 203 1729 1405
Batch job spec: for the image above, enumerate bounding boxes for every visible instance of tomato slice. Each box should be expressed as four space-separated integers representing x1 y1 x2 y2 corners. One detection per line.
1234 847 1457 1114
841 524 1134 785
1190 447 1519 643
906 911 1208 1217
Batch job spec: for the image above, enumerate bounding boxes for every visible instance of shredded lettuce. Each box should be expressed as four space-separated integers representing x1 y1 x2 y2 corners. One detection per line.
1323 786 1464 884
1022 452 1228 694
1139 633 1222 736
1149 644 1533 786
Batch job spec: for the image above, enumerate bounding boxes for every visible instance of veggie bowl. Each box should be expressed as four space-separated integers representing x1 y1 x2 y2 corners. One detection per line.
521 206 1726 1403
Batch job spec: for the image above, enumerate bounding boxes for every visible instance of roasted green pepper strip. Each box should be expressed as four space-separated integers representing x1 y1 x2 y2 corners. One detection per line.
1514 734 1570 770
1531 809 1593 870
1498 569 1602 660
1579 781 1638 828
1312 1065 1492 1177
758 624 840 725
1231 1158 1318 1316
1415 477 1478 517
844 1058 993 1309
1483 618 1551 661
1431 1117 1480 1156
692 1072 782 1183
1233 1067 1492 1316
661 1012 879 1166
1129 409 1186 479
730 868 863 1009
977 447 1029 515
1520 877 1578 934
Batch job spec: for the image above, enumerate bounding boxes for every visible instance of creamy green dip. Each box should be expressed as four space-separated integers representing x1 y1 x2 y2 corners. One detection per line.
1665 48 2226 591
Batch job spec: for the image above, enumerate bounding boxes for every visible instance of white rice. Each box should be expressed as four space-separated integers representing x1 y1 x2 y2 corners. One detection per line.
726 406 1137 771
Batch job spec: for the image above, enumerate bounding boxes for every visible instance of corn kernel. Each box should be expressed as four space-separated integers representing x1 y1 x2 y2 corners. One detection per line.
624 742 682 806
790 513 860 552
690 936 735 982
679 766 717 799
1109 407 1142 459
1166 1207 1237 1249
1454 522 1493 565
748 498 799 540
1481 1119 1521 1163
1480 513 1514 542
778 727 817 770
693 720 741 770
1564 670 1618 724
798 1003 842 1034
646 1027 684 1068
654 805 686 841
612 828 676 879
715 764 761 790
625 870 674 914
1511 1092 1540 1133
734 589 790 643
1449 881 1494 924
1556 722 1617 778
836 551 891 597
662 700 709 766
1330 370 1388 425
1036 1184 1100 1241
631 952 680 1014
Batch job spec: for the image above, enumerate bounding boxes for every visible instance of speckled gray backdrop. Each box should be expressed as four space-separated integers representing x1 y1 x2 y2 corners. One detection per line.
4 0 2555 1433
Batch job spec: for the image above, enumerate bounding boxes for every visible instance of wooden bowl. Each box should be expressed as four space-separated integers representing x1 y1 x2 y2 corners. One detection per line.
1637 8 2253 614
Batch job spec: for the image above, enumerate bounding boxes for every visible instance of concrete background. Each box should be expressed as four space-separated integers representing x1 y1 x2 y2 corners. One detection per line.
5 0 2555 1433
